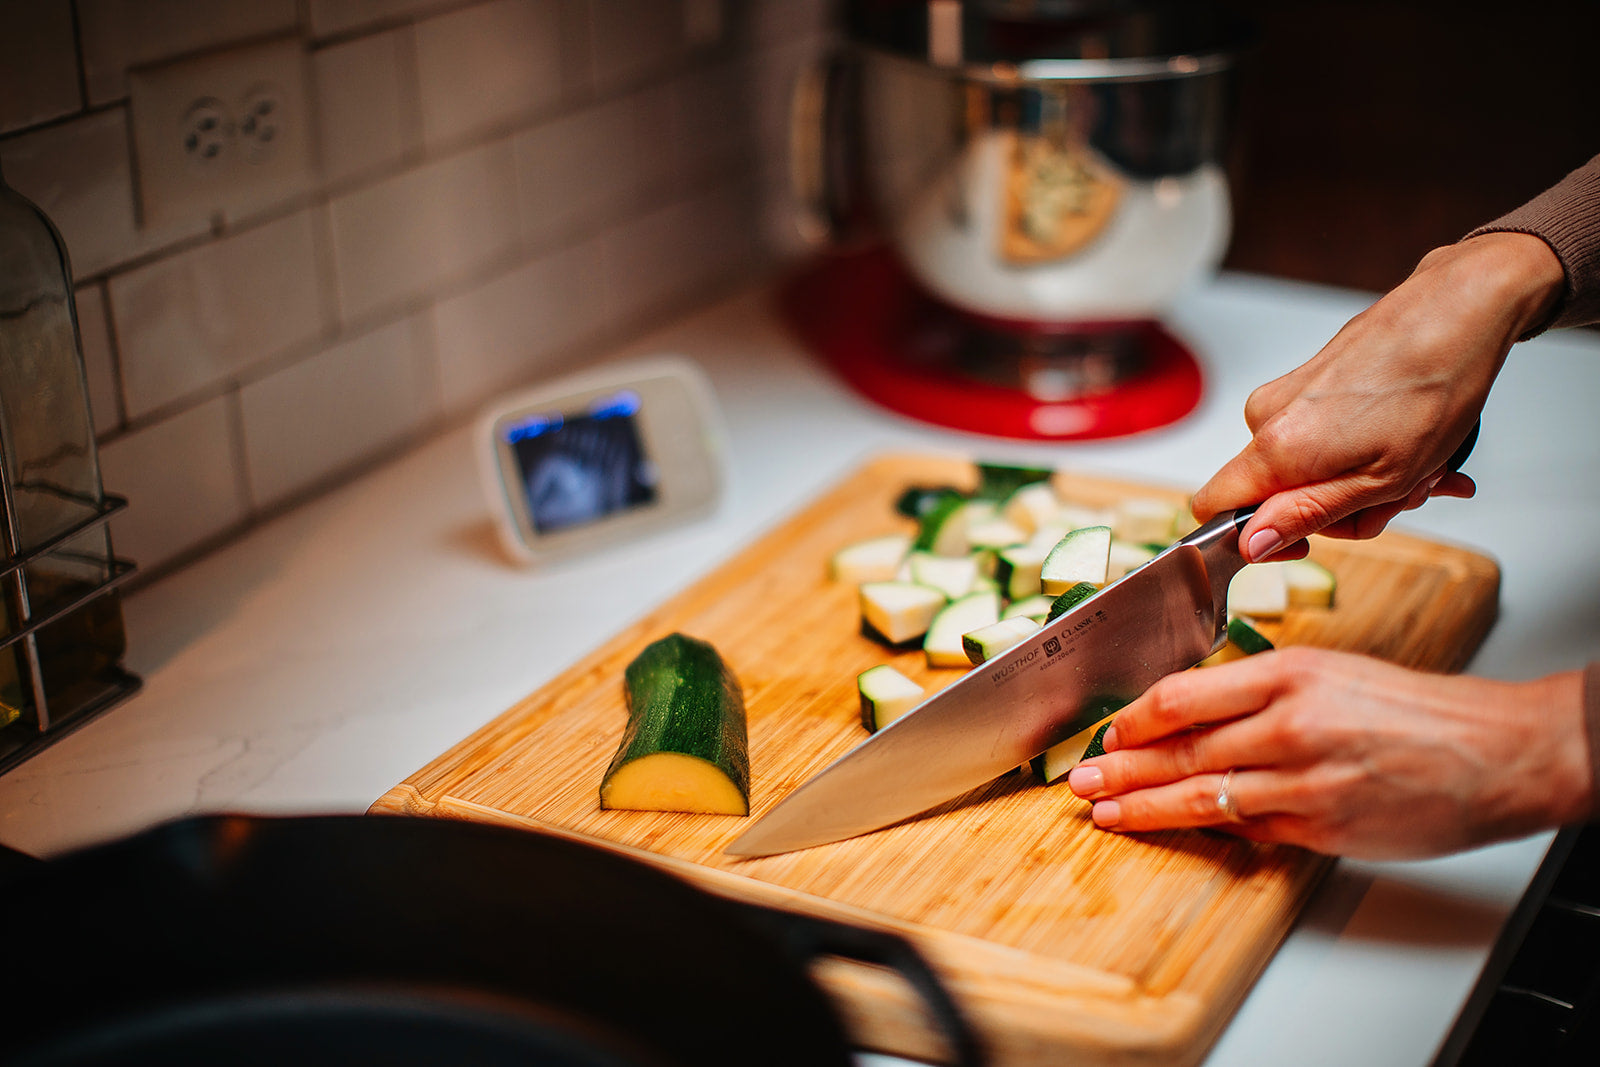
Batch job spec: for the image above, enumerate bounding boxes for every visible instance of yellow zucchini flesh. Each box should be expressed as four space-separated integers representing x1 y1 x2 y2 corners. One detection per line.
600 633 750 816
600 752 749 815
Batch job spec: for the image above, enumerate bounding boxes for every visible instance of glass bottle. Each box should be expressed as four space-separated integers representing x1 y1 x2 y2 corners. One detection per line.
0 160 137 771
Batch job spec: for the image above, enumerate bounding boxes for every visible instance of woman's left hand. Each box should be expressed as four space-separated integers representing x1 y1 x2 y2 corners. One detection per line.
1064 647 1592 860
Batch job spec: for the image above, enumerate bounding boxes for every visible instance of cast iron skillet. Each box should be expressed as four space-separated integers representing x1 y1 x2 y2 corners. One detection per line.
0 815 982 1067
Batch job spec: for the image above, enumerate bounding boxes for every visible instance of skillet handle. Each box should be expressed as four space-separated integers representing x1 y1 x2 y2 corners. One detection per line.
734 903 986 1067
0 840 40 888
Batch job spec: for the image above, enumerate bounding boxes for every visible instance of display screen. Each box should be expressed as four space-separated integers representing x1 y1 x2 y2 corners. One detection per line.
503 390 659 534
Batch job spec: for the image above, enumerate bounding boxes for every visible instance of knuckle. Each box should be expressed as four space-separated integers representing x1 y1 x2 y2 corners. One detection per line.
1249 416 1299 461
1182 784 1222 823
1276 700 1324 745
1272 645 1323 685
1170 732 1208 778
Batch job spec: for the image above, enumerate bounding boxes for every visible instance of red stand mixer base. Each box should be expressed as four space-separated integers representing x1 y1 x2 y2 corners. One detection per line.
777 248 1204 441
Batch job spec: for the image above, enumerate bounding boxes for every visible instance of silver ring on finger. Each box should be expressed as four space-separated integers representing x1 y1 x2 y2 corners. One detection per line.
1216 769 1246 824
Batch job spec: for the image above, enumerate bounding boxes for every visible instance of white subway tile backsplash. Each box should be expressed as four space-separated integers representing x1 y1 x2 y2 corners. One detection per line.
0 0 816 578
74 283 123 438
743 0 832 48
98 395 248 572
0 109 210 280
588 0 694 94
683 0 724 49
430 237 608 413
512 96 642 248
313 28 420 186
603 180 763 327
240 317 438 508
414 0 566 149
328 139 519 322
111 210 327 419
307 0 450 39
671 59 754 188
0 0 79 134
76 0 299 106
751 36 818 179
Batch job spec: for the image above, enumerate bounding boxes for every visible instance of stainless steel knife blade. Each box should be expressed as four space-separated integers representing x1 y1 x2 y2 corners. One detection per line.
725 508 1254 858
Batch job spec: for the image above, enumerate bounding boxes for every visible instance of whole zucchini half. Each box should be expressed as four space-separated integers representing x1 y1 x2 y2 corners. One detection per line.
600 633 751 816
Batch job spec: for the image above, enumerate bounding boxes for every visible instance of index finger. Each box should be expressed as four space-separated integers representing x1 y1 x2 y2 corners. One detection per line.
1102 653 1288 752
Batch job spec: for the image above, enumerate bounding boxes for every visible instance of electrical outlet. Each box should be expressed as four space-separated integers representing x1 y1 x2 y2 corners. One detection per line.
129 37 314 230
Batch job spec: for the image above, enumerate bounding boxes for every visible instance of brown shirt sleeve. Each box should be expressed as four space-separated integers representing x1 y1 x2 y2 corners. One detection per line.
1466 153 1600 333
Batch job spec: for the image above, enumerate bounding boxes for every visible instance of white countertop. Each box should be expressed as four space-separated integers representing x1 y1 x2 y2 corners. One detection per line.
5 269 1599 1066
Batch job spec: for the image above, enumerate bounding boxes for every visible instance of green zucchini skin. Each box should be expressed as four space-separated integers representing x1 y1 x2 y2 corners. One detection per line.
974 462 1054 501
1045 582 1099 621
605 633 750 801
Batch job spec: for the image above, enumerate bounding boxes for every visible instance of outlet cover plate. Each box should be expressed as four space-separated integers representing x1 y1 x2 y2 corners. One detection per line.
129 37 314 230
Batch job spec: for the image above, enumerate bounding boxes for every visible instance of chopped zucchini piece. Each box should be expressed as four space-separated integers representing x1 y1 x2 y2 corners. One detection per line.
829 533 911 584
924 591 1001 668
962 616 1042 665
1197 615 1276 667
896 485 963 519
1052 502 1117 531
910 492 971 557
906 551 980 600
1002 593 1056 623
860 581 947 645
1040 525 1112 595
1172 501 1201 538
968 547 1000 578
1114 497 1181 544
1031 698 1127 784
1227 615 1275 655
1106 539 1159 582
857 664 925 732
1284 557 1336 608
975 461 1055 501
999 482 1060 535
600 633 749 815
1045 581 1099 621
1228 561 1289 619
967 516 1029 550
995 540 1050 600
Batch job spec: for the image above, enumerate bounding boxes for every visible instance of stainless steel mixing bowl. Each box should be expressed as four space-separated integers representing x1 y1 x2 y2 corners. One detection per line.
796 3 1248 324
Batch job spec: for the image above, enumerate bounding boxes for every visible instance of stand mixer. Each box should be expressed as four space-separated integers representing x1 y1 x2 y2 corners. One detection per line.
784 0 1250 441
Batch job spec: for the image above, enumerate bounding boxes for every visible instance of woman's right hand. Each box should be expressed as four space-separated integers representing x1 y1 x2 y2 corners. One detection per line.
1191 231 1566 562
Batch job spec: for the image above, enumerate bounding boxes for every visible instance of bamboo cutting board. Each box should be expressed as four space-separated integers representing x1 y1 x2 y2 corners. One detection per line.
372 453 1501 1066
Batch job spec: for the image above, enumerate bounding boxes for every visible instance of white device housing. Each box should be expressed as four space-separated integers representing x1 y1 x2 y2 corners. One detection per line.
476 355 726 565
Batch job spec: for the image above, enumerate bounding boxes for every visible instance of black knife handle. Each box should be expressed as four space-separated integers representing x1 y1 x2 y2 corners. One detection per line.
1446 417 1481 472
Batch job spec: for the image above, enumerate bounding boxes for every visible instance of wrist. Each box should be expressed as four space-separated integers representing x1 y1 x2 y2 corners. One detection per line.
1514 670 1594 829
1455 231 1567 339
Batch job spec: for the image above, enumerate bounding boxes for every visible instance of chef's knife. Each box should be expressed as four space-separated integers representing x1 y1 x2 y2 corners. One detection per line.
727 421 1482 858
725 505 1256 858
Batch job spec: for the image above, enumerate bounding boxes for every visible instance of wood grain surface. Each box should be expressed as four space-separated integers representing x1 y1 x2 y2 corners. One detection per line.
372 453 1501 1066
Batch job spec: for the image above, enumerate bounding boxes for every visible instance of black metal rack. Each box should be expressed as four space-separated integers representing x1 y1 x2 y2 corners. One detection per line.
0 490 141 775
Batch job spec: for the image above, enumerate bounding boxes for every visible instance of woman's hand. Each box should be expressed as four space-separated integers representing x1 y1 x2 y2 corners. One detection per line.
1065 648 1592 860
1192 232 1566 562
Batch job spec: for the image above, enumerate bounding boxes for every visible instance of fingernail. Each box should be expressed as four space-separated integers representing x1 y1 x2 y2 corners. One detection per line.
1067 765 1103 795
1091 800 1122 828
1246 527 1283 562
1101 725 1119 751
